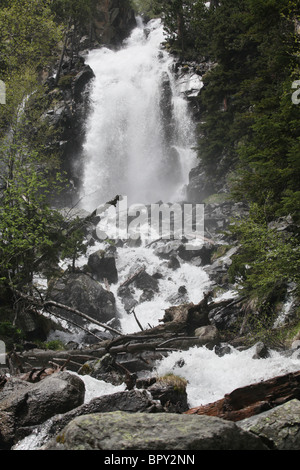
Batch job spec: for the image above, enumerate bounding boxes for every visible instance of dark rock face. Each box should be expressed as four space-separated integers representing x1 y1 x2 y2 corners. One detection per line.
0 372 85 449
92 0 136 45
186 163 216 204
88 249 118 284
47 272 119 327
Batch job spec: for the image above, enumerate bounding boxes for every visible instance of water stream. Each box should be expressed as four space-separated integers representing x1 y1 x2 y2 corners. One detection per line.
14 17 300 450
80 17 197 210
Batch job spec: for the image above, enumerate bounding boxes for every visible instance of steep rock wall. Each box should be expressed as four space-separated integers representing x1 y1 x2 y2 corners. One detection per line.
92 0 137 45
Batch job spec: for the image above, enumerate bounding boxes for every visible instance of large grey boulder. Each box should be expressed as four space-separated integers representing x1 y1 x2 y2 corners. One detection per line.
44 411 268 450
14 390 164 450
0 372 85 448
87 249 118 284
238 399 300 450
48 272 119 327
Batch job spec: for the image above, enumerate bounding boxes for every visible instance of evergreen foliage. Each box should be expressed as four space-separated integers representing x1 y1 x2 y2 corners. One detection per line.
0 0 86 300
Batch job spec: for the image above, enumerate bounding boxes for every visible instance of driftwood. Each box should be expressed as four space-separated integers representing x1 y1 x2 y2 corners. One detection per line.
18 358 70 383
119 267 145 288
16 289 122 337
12 326 200 374
185 370 300 421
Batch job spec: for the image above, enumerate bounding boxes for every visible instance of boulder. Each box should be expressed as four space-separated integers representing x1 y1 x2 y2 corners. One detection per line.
73 66 95 101
88 249 118 284
252 341 271 359
44 411 268 450
15 390 163 450
238 399 300 450
133 270 159 293
194 325 219 346
0 372 85 448
78 353 125 386
146 375 189 413
186 163 215 204
48 272 119 327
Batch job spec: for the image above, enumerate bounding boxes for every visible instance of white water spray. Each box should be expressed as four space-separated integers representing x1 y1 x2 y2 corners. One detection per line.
80 18 197 210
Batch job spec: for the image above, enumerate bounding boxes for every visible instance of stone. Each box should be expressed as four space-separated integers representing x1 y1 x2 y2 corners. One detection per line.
18 390 163 450
88 249 118 284
163 296 210 334
73 66 95 101
44 411 268 450
78 354 125 386
133 270 159 293
48 272 118 327
186 163 215 204
194 325 219 346
238 399 300 450
146 375 189 413
252 341 270 359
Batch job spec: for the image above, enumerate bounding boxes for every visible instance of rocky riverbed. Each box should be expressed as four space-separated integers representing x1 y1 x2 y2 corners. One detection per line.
1 200 300 451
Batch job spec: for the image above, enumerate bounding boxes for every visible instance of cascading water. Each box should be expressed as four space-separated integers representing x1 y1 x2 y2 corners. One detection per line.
13 17 300 451
80 18 197 210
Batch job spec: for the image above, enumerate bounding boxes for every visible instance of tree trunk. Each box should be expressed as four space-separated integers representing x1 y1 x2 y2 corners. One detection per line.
185 370 300 421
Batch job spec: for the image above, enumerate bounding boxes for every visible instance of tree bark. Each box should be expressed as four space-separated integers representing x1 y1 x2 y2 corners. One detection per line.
185 370 300 421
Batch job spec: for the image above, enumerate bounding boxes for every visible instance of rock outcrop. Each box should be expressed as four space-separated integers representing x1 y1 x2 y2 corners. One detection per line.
47 272 119 328
238 399 300 450
0 372 85 449
44 411 268 450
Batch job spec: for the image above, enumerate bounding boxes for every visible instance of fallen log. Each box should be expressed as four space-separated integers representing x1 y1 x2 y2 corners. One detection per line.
185 370 300 422
15 289 122 337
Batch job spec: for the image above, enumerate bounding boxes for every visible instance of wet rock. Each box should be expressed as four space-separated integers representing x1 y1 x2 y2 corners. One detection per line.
73 66 95 101
238 399 300 450
133 270 159 293
15 389 163 450
78 354 125 386
167 255 180 270
154 240 182 259
163 295 210 334
252 342 270 360
47 272 119 328
208 298 242 331
0 372 85 448
87 249 118 284
44 411 269 450
166 285 189 305
194 325 219 347
214 343 232 357
146 375 189 413
186 163 215 204
117 285 138 312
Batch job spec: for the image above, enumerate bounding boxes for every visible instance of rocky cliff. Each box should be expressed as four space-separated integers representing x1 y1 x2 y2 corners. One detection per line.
41 0 137 207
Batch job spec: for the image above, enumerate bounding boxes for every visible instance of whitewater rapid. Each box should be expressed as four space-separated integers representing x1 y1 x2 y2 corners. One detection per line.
80 18 197 210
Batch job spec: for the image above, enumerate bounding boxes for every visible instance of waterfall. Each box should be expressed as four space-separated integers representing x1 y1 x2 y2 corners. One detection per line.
80 18 197 211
